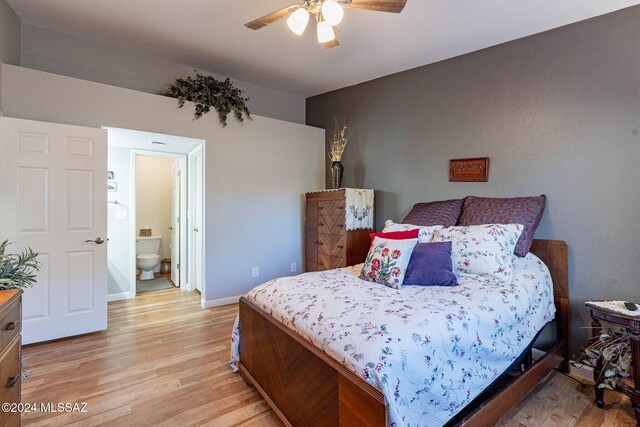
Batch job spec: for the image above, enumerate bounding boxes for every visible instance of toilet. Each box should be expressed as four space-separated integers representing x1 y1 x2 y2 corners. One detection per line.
136 236 162 280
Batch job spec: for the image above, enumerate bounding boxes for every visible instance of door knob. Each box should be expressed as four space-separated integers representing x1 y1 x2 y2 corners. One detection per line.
193 227 199 232
85 237 105 244
168 226 173 230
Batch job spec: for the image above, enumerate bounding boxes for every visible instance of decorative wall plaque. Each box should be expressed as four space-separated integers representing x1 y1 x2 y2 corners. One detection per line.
449 157 489 182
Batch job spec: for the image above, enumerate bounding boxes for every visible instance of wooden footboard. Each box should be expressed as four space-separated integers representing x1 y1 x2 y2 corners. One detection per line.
238 239 569 426
238 298 386 426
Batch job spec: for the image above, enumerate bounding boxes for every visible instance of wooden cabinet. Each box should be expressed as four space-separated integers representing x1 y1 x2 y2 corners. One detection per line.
588 303 640 426
0 289 22 427
305 190 373 272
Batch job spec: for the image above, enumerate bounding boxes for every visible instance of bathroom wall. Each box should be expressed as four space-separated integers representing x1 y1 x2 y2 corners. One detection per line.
107 146 132 298
135 155 174 262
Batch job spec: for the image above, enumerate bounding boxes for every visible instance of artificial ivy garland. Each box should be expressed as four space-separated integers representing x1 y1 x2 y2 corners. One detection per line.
161 73 251 127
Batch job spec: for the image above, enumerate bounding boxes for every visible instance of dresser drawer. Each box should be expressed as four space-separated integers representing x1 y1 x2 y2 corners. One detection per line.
317 233 346 258
318 216 346 235
318 253 346 271
0 336 21 427
317 200 345 216
0 297 20 354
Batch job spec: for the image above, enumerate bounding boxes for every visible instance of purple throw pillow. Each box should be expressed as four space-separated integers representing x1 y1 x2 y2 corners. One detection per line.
403 242 457 287
458 195 546 257
402 199 464 227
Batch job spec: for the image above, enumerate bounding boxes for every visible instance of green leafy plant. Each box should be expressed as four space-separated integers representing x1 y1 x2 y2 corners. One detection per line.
0 240 41 290
161 73 251 127
575 328 632 390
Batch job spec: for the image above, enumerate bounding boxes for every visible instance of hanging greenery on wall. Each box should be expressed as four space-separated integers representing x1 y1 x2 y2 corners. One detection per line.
161 73 251 127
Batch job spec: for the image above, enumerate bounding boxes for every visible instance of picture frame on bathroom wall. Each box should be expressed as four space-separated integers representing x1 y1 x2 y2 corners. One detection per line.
108 181 118 192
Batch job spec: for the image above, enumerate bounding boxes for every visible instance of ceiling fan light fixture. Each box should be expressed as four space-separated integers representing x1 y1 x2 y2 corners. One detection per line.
287 7 310 35
316 19 336 43
321 0 344 26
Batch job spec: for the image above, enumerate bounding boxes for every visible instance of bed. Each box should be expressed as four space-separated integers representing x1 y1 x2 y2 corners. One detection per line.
231 239 569 426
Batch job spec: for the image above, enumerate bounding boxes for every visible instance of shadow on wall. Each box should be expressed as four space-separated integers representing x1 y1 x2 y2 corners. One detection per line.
351 130 366 188
374 191 399 230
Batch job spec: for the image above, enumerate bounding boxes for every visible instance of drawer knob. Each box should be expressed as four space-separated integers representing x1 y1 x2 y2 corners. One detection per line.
337 206 344 209
337 245 344 249
318 206 324 209
318 223 324 227
318 242 324 246
5 322 19 331
6 376 18 389
337 224 344 228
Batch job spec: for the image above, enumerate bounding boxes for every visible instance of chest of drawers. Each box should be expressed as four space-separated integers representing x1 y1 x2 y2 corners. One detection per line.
305 189 373 272
0 289 22 427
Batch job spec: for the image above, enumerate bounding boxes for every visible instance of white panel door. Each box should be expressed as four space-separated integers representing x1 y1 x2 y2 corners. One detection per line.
0 117 108 344
170 161 180 285
189 146 203 293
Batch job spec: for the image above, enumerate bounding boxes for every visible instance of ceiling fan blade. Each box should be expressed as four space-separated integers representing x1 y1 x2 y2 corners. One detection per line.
245 4 301 30
345 0 407 13
323 30 340 49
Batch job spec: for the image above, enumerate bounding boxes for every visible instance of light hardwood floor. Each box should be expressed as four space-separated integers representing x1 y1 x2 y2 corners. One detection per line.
21 288 635 426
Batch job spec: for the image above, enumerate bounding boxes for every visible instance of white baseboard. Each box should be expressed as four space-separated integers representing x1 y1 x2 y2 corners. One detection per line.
533 348 594 383
201 295 242 309
570 362 594 383
108 292 132 302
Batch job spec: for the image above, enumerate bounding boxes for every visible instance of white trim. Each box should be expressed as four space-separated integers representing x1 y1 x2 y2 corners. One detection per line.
570 362 594 383
201 295 243 309
108 292 132 302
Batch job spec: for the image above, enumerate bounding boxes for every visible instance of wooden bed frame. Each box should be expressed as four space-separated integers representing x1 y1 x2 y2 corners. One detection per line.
238 239 569 426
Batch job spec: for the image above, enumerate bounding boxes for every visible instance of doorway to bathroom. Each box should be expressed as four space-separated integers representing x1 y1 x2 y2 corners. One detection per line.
105 127 205 302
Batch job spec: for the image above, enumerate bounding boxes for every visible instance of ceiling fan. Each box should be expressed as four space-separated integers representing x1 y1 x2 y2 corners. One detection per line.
245 0 407 49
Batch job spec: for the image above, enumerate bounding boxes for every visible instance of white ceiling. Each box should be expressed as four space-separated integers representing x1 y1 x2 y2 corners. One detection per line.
8 0 640 97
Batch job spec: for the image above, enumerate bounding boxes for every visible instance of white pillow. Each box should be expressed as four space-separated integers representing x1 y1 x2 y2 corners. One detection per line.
359 237 418 289
431 224 524 283
383 220 443 243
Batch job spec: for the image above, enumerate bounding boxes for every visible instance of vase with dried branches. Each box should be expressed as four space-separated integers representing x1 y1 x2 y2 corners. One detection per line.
329 118 351 189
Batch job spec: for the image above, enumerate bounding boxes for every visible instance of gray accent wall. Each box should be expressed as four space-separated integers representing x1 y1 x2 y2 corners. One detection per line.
0 0 20 114
20 23 306 124
306 5 640 354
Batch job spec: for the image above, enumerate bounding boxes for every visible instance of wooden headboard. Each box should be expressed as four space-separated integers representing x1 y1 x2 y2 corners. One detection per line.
530 239 570 370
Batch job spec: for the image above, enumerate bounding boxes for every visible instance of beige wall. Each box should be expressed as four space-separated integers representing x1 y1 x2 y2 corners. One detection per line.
0 0 20 114
20 23 306 124
135 156 174 260
2 65 325 305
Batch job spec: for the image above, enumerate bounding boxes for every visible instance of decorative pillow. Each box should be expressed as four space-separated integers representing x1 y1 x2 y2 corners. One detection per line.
369 229 419 243
402 199 464 227
359 237 418 289
431 224 524 283
382 220 443 243
403 242 457 287
458 195 546 257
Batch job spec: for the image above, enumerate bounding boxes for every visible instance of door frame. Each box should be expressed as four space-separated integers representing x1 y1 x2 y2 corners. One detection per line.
129 150 192 297
186 144 205 299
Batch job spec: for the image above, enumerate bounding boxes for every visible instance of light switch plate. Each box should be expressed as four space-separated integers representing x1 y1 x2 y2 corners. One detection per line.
115 210 128 221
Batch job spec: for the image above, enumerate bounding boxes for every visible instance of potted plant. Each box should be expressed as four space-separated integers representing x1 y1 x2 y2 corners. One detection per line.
0 240 41 290
575 327 632 390
161 73 251 127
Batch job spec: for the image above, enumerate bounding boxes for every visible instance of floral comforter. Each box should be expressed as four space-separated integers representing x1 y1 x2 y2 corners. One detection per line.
230 253 555 427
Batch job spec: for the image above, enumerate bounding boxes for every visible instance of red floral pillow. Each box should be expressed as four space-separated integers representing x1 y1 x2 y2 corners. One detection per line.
369 229 419 243
359 237 418 289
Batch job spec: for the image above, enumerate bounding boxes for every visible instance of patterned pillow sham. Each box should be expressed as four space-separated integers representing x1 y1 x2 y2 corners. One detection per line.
458 195 546 257
402 199 464 227
359 237 418 289
382 220 443 243
431 224 524 283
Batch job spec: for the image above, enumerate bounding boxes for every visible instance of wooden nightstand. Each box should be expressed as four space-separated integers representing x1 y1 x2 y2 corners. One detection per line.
587 301 640 426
